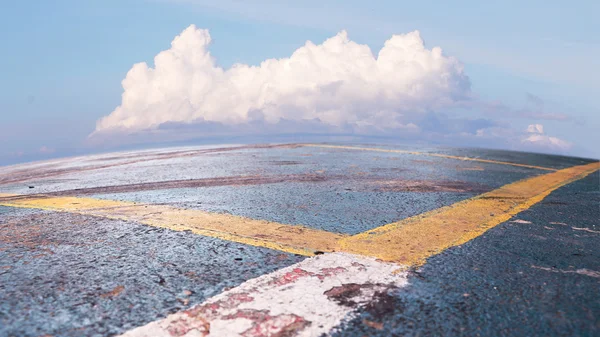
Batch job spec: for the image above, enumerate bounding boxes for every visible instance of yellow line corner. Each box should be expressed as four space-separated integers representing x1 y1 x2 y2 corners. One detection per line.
1 162 597 265
337 161 599 265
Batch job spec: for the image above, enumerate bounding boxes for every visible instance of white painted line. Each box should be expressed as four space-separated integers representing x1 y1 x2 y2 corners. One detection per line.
120 253 408 337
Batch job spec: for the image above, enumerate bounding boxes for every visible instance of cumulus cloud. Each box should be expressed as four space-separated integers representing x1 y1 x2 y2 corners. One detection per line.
522 123 572 151
87 25 584 156
93 25 471 135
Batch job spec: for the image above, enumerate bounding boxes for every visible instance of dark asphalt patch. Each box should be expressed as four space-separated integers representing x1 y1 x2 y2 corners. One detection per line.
334 170 600 337
0 208 304 337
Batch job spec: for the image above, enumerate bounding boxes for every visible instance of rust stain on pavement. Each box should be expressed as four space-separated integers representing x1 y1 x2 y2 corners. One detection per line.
19 174 328 197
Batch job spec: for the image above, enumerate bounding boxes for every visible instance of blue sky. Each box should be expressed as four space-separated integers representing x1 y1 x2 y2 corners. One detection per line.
1 0 598 165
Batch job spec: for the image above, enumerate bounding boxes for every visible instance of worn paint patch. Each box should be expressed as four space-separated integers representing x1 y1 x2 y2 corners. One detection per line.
571 227 600 234
530 265 600 278
119 253 407 337
510 219 532 224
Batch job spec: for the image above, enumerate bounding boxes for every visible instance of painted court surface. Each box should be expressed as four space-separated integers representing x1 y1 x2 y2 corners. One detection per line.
0 143 598 336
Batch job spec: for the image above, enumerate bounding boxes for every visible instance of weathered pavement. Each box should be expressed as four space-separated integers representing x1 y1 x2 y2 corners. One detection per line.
334 170 600 337
0 143 598 337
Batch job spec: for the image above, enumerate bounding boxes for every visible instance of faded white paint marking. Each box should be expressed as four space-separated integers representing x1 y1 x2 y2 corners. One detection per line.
510 219 532 224
548 222 600 234
531 265 600 278
571 227 600 234
120 253 408 337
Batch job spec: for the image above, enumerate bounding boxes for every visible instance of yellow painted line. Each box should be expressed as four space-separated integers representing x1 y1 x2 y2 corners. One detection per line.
338 161 600 266
303 144 558 171
1 162 596 264
0 194 345 256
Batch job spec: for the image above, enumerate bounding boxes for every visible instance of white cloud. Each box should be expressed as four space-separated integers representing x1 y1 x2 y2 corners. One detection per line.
88 25 585 157
522 124 572 151
93 25 471 135
526 124 544 134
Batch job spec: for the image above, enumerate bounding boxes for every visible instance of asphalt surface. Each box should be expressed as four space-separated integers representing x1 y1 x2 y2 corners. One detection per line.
0 143 598 337
1 145 570 234
335 170 600 337
0 207 304 337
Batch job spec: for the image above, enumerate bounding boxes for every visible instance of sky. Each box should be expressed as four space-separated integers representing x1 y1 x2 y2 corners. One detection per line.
1 0 599 165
